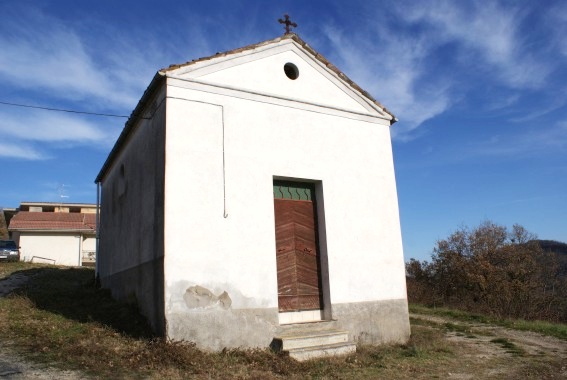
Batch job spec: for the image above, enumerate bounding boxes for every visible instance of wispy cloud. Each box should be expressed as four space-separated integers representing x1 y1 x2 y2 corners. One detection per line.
402 1 552 89
0 5 154 160
320 1 558 140
0 4 234 162
466 122 567 158
322 24 453 139
0 6 153 109
0 111 107 143
0 141 47 160
0 106 120 159
545 3 567 58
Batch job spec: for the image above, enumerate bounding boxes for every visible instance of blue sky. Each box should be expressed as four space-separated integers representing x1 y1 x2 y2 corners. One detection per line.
1 1 566 261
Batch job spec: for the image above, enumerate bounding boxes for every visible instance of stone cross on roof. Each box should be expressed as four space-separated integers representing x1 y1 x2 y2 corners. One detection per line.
278 14 297 35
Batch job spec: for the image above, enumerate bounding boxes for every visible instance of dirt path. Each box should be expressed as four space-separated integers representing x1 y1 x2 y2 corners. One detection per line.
0 343 87 380
410 313 567 379
1 270 566 379
0 272 88 379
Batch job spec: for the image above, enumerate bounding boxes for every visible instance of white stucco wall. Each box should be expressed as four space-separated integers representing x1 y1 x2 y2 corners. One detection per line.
163 58 406 315
187 48 370 114
19 232 83 266
98 84 167 333
82 235 96 252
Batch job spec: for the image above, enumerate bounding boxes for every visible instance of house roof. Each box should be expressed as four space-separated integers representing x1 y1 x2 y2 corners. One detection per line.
95 33 395 183
8 212 96 232
20 202 96 208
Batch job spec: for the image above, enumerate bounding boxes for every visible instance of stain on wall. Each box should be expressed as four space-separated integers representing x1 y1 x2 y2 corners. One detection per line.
183 285 232 310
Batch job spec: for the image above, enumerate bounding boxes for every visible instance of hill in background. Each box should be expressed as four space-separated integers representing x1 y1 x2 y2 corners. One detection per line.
535 239 567 255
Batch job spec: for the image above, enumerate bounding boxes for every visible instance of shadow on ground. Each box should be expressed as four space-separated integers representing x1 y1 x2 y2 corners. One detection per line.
10 267 154 339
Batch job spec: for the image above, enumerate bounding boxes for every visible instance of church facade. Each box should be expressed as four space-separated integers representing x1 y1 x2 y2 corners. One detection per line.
95 33 410 352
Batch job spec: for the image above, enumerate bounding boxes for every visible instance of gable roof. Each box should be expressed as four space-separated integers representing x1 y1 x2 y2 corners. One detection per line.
161 33 395 118
95 33 396 183
9 212 96 232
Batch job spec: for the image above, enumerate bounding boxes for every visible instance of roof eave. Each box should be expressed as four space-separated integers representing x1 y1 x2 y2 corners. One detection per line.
286 34 396 121
94 72 166 183
19 202 96 207
9 228 96 233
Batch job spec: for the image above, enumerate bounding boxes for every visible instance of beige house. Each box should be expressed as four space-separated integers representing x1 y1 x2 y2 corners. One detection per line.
96 33 409 359
9 202 97 266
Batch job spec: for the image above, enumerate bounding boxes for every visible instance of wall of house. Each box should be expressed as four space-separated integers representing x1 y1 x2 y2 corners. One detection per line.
81 235 96 263
82 235 96 252
98 85 167 334
18 232 82 266
162 55 409 349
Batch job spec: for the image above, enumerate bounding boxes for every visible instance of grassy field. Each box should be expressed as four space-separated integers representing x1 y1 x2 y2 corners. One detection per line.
409 304 567 341
0 262 565 379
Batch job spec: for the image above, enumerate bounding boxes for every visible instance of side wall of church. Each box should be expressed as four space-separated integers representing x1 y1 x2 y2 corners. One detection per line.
98 85 167 335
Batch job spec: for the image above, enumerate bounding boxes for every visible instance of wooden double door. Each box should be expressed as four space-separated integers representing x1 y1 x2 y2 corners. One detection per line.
273 181 323 312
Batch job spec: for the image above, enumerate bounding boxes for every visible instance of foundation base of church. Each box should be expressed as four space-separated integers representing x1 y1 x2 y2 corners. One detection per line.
166 308 280 351
330 298 411 345
164 298 410 351
100 258 165 336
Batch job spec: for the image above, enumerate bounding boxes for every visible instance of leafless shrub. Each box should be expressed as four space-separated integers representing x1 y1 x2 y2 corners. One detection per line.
407 221 567 322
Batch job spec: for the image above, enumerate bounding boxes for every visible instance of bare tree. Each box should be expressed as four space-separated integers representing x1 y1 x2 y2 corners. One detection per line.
406 221 567 322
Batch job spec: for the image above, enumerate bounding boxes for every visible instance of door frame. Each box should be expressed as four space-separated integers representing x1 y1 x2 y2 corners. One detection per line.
273 177 332 323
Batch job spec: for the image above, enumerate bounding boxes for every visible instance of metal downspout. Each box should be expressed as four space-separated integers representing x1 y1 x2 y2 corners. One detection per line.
95 181 101 278
78 234 82 267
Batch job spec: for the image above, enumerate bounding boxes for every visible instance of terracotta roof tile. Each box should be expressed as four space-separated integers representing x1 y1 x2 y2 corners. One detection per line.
9 212 96 232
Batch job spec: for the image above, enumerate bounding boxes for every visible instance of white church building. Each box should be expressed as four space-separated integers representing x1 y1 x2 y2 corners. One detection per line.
95 32 409 359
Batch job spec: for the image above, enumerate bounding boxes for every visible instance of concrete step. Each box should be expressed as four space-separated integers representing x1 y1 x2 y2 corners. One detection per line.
276 319 339 335
275 329 349 351
272 328 356 361
287 342 357 361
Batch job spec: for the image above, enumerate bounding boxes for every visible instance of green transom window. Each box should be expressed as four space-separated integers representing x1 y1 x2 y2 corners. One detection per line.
273 180 315 201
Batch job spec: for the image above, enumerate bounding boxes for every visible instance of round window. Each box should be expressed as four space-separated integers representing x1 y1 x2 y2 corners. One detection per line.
284 63 299 80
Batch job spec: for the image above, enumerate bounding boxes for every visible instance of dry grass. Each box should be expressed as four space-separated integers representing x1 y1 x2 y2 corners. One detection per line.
1 262 565 379
0 261 44 278
410 304 567 341
0 263 453 379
